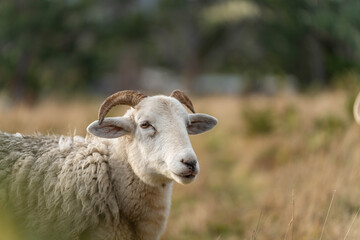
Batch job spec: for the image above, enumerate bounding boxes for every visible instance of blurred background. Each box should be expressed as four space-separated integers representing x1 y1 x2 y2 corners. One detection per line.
2 0 360 239
1 0 360 102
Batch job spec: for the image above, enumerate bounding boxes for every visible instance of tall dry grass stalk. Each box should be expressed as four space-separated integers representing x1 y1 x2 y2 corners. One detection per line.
319 190 336 240
343 208 360 240
251 211 262 240
283 190 295 240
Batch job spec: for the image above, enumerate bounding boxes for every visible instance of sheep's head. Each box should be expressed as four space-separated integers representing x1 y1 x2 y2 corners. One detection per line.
87 90 217 186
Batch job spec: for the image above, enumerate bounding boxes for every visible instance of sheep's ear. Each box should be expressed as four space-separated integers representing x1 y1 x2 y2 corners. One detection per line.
87 117 134 138
187 113 218 135
354 93 360 125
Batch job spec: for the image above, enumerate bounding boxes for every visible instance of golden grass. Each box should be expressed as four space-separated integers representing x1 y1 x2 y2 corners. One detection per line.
1 91 360 239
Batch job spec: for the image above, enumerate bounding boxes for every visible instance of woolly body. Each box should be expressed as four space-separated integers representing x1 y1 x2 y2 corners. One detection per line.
0 133 172 240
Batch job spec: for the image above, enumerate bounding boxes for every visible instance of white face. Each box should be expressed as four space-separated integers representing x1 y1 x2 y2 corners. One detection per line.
132 97 199 184
87 96 218 186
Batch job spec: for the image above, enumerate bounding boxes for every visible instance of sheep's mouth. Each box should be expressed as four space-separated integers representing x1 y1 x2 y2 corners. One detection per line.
182 173 196 179
171 171 197 182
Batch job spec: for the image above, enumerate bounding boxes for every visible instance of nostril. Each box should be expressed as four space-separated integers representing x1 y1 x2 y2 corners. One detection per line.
181 159 197 170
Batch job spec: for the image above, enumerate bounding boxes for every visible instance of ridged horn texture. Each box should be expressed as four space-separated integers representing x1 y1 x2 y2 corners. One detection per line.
170 90 195 113
98 90 147 124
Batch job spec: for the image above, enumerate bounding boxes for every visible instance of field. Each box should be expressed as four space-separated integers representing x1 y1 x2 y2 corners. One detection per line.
1 91 360 240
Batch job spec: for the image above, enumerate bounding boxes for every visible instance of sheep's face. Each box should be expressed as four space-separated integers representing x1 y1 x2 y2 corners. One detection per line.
87 96 217 186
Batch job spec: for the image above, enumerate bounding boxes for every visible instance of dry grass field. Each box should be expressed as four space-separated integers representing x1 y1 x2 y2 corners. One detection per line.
1 90 360 240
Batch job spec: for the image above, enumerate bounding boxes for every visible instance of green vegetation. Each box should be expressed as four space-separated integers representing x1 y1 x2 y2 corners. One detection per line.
1 0 360 101
242 107 276 135
314 114 346 134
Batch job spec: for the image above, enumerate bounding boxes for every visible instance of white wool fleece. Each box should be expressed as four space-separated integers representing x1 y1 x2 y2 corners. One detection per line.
0 133 172 240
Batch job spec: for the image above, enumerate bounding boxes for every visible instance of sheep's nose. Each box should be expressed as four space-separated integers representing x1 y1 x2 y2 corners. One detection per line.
181 159 197 171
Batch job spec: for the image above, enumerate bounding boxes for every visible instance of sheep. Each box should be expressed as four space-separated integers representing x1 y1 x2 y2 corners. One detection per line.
0 90 217 240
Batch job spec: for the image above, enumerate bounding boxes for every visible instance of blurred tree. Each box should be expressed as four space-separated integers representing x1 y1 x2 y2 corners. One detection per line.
0 0 95 102
148 0 262 91
0 0 149 102
1 0 360 101
255 0 360 87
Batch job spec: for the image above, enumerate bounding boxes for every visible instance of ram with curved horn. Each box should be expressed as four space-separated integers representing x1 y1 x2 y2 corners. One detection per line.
0 90 217 240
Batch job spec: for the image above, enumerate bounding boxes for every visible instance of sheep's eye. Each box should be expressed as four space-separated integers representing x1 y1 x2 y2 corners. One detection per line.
140 121 151 129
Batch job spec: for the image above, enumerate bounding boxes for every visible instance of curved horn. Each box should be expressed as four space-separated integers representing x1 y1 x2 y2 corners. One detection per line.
354 92 360 125
170 89 195 113
98 90 147 124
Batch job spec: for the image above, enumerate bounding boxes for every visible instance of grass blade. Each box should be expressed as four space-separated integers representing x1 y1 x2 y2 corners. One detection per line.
319 189 336 240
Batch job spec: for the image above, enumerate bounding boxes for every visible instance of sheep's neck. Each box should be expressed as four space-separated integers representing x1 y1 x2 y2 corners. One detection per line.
109 140 173 240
